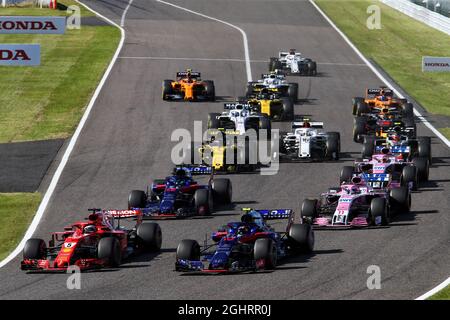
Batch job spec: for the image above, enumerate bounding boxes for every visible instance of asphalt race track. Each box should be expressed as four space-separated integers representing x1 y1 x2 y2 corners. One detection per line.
0 0 448 299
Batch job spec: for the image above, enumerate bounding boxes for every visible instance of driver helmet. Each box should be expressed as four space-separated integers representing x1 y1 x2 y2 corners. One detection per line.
303 120 311 128
83 224 97 234
289 49 296 55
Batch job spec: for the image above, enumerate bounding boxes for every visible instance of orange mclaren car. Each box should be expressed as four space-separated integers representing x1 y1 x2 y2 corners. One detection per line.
162 69 215 101
352 87 414 118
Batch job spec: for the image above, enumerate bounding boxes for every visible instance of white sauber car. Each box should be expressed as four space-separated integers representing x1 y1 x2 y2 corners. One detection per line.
269 49 317 76
280 120 340 161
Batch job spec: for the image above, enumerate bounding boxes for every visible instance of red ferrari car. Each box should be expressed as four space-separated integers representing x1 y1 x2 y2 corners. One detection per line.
21 209 162 271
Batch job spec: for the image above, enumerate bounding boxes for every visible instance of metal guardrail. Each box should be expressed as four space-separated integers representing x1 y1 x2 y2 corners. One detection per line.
381 0 450 35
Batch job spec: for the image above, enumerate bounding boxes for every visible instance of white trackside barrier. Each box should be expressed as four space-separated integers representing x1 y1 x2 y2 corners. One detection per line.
380 0 450 35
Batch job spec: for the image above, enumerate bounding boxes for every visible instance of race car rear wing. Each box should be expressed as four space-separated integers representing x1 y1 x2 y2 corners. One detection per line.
292 121 324 129
261 73 285 80
366 88 393 97
224 103 252 109
175 165 212 175
177 71 201 78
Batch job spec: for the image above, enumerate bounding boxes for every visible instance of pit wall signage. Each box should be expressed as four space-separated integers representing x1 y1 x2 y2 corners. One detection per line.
0 44 40 66
0 16 66 34
422 56 450 72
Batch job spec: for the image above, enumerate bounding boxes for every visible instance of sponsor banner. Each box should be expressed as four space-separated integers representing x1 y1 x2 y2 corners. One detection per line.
0 44 40 66
0 16 66 34
422 56 450 72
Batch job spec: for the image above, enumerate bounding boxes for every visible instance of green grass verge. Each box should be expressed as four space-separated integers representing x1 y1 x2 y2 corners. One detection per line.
314 0 450 139
0 193 42 261
0 1 120 142
428 284 450 300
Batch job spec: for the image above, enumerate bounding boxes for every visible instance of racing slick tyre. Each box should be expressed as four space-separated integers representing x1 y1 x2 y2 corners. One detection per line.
203 80 215 101
269 57 278 71
361 141 375 159
97 237 121 267
212 178 232 204
353 117 366 143
325 132 340 160
340 166 354 184
207 113 221 129
273 60 283 71
390 186 411 214
401 165 418 190
162 80 173 100
356 101 370 116
254 238 277 270
418 137 432 164
412 157 429 183
402 103 414 119
176 239 201 261
281 98 294 121
258 116 272 140
307 61 317 76
352 97 364 115
128 190 147 209
288 224 314 253
23 238 47 260
245 83 254 97
137 223 162 252
369 197 389 226
287 83 298 102
301 199 318 224
194 189 213 215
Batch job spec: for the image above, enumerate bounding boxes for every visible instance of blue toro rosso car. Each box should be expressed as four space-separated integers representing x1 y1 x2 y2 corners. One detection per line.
175 208 314 273
128 166 232 219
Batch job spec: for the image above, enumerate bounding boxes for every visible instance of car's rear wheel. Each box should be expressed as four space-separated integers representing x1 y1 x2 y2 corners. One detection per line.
288 224 314 253
281 98 294 121
128 190 147 209
176 239 200 261
194 189 213 215
162 80 173 100
307 61 317 76
390 186 411 214
352 97 364 115
137 223 162 252
361 141 374 158
418 137 432 164
412 157 429 183
356 101 370 116
340 166 354 184
203 80 215 101
212 178 232 204
23 238 46 260
254 238 277 270
326 132 340 160
353 117 366 143
402 102 414 118
288 83 298 102
97 237 121 267
207 113 221 129
269 57 278 71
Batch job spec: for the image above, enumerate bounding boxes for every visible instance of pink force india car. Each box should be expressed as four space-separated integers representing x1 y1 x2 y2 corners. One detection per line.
300 174 411 228
340 149 429 191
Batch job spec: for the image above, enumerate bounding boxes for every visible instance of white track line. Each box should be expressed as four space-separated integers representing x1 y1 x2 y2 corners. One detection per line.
416 277 450 300
121 0 134 27
156 0 252 82
310 0 450 148
0 1 125 268
309 0 450 300
118 56 368 67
